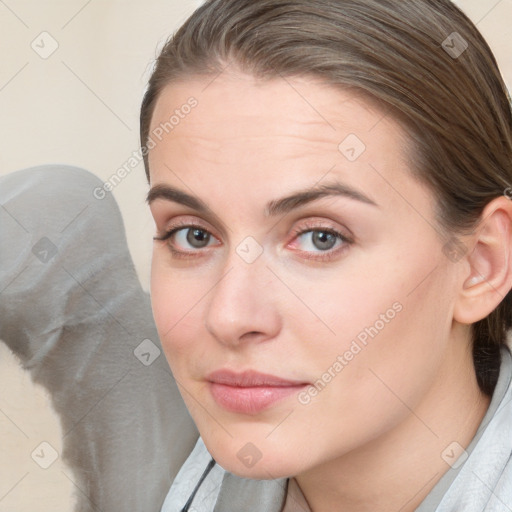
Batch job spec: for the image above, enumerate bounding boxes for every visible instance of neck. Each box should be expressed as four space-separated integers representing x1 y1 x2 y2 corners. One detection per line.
295 328 492 512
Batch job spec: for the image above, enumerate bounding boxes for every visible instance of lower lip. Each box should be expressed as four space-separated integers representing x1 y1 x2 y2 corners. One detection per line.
208 382 307 415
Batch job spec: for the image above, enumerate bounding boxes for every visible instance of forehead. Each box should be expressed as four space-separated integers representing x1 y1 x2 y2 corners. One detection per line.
146 70 429 218
147 71 442 242
150 71 412 170
149 70 396 148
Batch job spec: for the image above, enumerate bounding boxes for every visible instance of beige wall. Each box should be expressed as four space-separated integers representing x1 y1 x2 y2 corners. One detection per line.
1 0 511 289
0 0 511 509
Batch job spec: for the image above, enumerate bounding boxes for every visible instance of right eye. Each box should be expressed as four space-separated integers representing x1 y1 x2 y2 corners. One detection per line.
154 223 221 257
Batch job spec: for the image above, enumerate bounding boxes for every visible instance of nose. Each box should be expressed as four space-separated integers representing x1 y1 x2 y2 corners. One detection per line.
203 252 282 348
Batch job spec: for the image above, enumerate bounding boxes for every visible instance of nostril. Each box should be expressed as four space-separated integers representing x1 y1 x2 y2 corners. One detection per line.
240 331 265 342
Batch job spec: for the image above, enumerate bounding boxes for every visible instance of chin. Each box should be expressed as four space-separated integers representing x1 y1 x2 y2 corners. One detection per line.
216 454 296 480
201 433 304 480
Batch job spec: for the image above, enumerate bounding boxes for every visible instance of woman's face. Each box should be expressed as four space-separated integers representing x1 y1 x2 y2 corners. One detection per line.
147 70 461 478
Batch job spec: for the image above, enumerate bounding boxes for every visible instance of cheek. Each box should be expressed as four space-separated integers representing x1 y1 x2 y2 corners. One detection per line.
279 266 455 471
150 257 205 364
293 242 455 411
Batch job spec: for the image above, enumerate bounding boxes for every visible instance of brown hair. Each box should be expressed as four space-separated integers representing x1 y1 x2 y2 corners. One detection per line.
140 0 512 395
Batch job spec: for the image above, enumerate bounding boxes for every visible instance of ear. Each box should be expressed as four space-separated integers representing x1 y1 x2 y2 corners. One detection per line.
453 195 512 324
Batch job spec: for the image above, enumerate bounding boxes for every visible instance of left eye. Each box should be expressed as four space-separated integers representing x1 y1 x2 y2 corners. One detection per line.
294 229 346 252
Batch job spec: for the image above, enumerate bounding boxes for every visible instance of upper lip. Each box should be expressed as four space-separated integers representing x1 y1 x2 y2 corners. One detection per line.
206 369 308 387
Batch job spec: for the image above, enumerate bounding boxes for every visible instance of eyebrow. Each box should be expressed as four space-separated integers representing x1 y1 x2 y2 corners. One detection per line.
146 180 378 218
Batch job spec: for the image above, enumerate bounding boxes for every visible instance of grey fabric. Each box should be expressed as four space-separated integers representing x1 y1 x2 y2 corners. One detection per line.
417 346 512 511
0 165 199 511
433 346 512 511
162 435 288 511
163 346 512 511
161 438 224 511
212 472 288 512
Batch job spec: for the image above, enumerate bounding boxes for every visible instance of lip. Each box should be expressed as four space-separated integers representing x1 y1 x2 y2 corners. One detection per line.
206 370 309 415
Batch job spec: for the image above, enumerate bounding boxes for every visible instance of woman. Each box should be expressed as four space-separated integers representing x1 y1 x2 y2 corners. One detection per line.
141 0 512 510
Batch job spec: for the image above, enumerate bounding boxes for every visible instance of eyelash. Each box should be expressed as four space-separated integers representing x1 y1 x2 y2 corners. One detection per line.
154 220 353 262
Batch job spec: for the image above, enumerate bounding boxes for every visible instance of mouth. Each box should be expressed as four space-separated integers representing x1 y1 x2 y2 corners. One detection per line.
206 369 309 415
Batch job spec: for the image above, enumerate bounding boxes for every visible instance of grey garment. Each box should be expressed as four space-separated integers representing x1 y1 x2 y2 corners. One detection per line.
0 165 199 511
161 437 287 512
163 347 512 512
417 345 512 511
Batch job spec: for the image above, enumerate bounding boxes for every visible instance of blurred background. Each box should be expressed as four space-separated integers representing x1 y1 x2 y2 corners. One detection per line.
0 0 510 509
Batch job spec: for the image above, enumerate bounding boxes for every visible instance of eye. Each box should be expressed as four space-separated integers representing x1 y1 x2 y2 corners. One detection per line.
297 230 339 251
289 223 352 261
174 226 213 249
154 222 220 257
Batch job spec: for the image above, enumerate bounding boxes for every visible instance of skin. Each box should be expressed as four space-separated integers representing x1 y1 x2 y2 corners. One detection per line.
147 68 512 511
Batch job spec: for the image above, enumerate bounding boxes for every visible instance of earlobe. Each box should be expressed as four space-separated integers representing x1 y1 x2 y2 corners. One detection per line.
454 196 512 324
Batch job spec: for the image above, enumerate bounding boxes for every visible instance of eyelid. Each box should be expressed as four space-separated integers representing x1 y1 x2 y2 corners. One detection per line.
289 218 353 240
154 216 218 241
